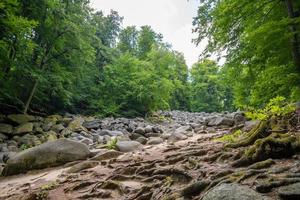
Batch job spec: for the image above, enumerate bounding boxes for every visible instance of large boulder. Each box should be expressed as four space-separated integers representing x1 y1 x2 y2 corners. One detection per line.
147 137 163 145
2 139 91 176
7 114 35 124
202 183 270 200
68 118 87 132
14 123 33 135
116 141 142 152
207 117 234 127
83 119 101 129
0 123 13 134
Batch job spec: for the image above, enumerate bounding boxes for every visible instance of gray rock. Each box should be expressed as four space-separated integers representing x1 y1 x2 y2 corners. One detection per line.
243 120 260 132
80 138 93 145
99 130 123 137
14 123 33 135
116 141 142 152
147 137 163 145
130 132 144 140
145 132 161 138
135 137 148 145
2 139 91 176
0 133 8 142
207 117 234 127
68 118 86 132
134 127 145 134
145 125 153 133
15 134 41 147
83 119 101 129
202 183 270 200
278 182 300 199
0 123 13 134
7 114 35 124
169 131 188 141
51 124 65 133
66 160 98 173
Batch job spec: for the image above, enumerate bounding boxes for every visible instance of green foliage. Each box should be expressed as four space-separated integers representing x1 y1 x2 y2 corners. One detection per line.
105 137 118 150
215 130 243 143
194 0 300 108
245 96 296 120
190 59 234 112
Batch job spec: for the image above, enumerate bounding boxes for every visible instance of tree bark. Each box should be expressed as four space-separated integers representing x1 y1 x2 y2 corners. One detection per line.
23 80 38 114
285 0 300 71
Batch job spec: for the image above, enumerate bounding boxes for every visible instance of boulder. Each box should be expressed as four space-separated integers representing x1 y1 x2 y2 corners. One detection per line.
207 117 234 127
134 127 145 134
51 124 65 133
98 130 123 137
145 132 161 138
147 137 163 145
130 132 144 140
116 141 142 152
14 123 33 135
278 182 300 199
202 183 270 200
68 118 86 132
83 119 101 129
169 132 188 141
0 123 13 134
2 139 91 176
135 137 148 145
15 134 41 147
7 114 35 124
0 133 8 142
145 125 153 133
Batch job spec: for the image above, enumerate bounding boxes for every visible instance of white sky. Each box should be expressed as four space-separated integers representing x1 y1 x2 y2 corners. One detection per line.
90 0 205 67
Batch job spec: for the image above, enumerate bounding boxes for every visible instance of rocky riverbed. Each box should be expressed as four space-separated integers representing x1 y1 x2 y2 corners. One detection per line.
0 111 299 199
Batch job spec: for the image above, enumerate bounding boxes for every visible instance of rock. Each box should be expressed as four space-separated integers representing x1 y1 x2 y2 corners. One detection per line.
68 118 87 132
2 139 91 176
243 120 260 132
0 123 13 134
15 134 41 147
145 132 161 137
116 141 142 152
66 160 98 173
135 137 148 145
153 126 163 133
61 128 72 137
0 133 8 142
207 117 234 127
130 132 144 140
42 130 58 142
134 127 145 134
147 137 163 145
7 114 35 124
83 119 101 129
80 138 93 145
233 112 246 125
202 183 270 200
145 125 153 133
278 182 300 199
175 126 192 135
51 124 65 133
99 130 124 137
14 123 33 135
91 150 123 161
169 132 188 141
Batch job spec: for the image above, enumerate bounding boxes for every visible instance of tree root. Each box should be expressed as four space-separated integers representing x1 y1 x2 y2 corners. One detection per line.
256 178 300 193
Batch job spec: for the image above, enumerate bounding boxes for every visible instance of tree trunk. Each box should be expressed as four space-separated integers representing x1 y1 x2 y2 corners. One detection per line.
23 80 38 114
285 0 300 71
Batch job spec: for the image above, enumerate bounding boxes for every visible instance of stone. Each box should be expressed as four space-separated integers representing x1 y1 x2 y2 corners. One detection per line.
99 130 123 137
207 117 234 127
66 160 98 173
2 139 91 176
42 130 58 142
202 183 270 200
7 114 35 124
174 126 192 135
145 132 161 138
0 133 8 142
134 127 145 134
61 128 72 137
16 134 41 147
147 137 163 145
278 182 300 199
243 120 260 132
135 137 148 145
51 124 65 133
80 138 93 145
145 125 153 133
91 150 123 161
83 119 101 129
14 123 33 135
130 132 144 140
116 141 142 152
68 118 87 132
169 132 188 141
0 123 13 134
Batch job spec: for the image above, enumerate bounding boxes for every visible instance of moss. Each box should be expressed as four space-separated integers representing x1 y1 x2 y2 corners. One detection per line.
248 159 275 169
215 130 243 143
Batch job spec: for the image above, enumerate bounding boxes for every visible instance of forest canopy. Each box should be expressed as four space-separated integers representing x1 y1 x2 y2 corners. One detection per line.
0 0 299 116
